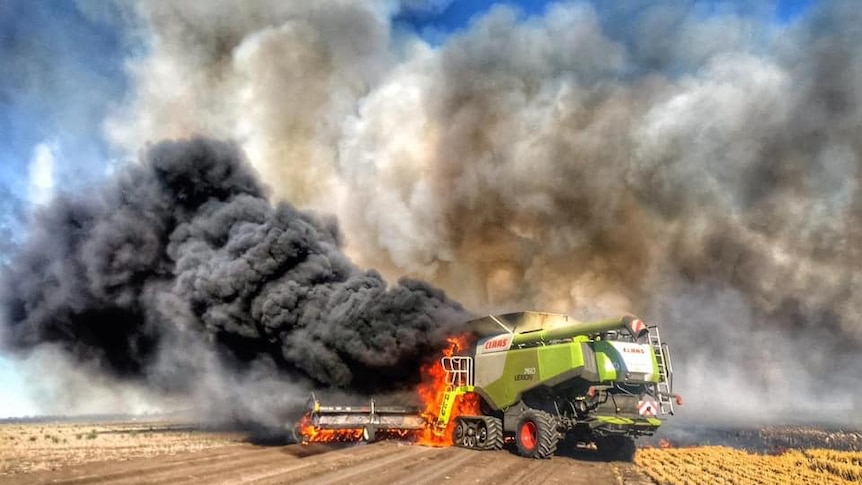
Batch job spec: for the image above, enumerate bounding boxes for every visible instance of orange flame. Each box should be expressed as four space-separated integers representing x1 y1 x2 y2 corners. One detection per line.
296 334 480 447
297 415 363 443
659 438 674 449
415 335 480 447
297 415 417 443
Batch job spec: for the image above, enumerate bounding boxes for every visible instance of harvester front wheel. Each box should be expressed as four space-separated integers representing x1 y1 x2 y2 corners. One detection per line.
515 410 559 459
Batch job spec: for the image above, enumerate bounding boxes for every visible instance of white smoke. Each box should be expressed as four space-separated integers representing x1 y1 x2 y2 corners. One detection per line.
106 0 395 209
27 141 57 207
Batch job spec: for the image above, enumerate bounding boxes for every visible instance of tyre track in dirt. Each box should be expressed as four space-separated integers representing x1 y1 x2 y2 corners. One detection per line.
161 440 412 485
5 446 269 485
3 441 654 485
244 442 435 485
281 443 441 485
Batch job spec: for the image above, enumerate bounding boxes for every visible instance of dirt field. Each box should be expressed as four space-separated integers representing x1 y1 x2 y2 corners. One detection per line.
5 421 861 484
0 421 242 475
3 440 651 485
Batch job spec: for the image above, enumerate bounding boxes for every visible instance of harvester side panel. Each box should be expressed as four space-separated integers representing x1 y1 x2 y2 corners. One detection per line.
475 341 589 410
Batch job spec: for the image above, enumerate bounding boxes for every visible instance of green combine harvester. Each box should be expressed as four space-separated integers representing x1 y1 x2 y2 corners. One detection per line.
299 311 681 460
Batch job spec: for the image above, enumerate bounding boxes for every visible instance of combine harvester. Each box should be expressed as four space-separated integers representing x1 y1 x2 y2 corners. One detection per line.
296 311 682 459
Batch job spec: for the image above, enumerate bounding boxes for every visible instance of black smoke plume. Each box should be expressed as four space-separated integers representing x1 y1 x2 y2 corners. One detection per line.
0 138 468 411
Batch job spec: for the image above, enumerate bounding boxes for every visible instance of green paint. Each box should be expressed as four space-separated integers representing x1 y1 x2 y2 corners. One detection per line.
481 341 590 409
593 340 619 381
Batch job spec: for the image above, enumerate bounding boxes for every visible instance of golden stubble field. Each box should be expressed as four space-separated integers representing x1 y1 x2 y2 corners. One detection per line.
0 420 242 475
636 446 862 484
635 426 862 484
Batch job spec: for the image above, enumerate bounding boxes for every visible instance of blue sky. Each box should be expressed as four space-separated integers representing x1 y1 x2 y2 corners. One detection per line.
1 0 132 417
396 0 813 40
0 1 130 240
0 0 814 417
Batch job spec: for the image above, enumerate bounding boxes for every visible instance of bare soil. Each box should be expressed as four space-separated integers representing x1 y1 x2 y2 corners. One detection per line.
0 421 241 475
2 440 652 485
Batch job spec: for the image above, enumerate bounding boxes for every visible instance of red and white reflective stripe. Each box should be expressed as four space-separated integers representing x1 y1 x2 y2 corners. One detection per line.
637 400 657 416
630 319 646 335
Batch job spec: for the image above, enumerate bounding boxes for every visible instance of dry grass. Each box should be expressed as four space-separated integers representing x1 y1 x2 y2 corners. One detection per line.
0 421 242 476
636 446 862 485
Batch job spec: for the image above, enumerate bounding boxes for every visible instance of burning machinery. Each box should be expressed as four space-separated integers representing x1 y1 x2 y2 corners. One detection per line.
298 394 425 442
295 311 682 459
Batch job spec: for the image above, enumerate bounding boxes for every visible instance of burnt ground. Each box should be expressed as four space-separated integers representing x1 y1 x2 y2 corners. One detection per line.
642 423 862 452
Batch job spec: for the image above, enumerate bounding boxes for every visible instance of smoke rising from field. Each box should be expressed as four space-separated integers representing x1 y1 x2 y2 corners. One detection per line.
3 0 862 424
0 138 467 422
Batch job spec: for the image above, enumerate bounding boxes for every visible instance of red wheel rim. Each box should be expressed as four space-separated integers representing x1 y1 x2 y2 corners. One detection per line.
520 421 537 450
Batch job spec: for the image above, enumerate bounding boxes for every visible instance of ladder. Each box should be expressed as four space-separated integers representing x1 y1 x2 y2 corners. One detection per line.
434 356 475 430
648 325 675 415
441 356 474 388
